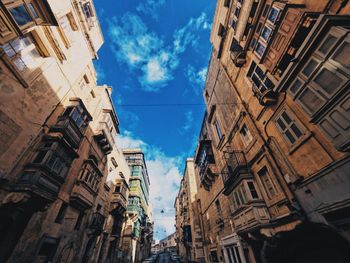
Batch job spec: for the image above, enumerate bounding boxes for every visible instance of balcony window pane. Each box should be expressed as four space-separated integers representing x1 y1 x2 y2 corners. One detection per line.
298 87 325 114
289 78 303 95
247 182 259 199
28 3 39 19
13 58 26 71
332 41 350 69
302 59 318 77
33 151 47 164
314 68 344 96
319 35 337 55
10 5 32 26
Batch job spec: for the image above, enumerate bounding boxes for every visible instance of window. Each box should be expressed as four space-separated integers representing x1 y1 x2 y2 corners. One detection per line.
82 2 94 18
215 200 223 217
214 120 223 141
258 167 277 198
9 5 33 26
218 24 225 37
267 7 281 24
111 157 118 168
224 0 230 7
275 109 304 145
225 245 243 263
301 58 319 78
261 26 272 42
289 78 304 96
74 211 84 230
114 185 121 193
247 61 275 93
255 42 266 57
2 36 41 72
59 15 74 45
240 124 253 146
36 237 59 263
32 141 71 179
78 161 101 192
234 7 241 18
55 202 68 223
62 105 90 133
247 182 259 199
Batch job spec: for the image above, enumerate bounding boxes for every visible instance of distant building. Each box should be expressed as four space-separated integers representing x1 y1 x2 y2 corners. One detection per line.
121 149 153 263
175 158 205 262
159 232 177 252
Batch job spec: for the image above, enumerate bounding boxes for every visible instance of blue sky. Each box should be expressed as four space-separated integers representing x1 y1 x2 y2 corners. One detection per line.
93 0 215 241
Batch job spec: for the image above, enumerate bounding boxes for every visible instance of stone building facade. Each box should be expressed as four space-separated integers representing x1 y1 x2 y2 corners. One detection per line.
0 0 148 262
175 158 205 262
191 0 350 263
159 232 177 252
121 149 153 263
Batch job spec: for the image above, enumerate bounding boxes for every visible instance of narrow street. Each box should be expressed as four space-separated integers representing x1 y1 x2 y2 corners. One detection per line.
156 252 172 263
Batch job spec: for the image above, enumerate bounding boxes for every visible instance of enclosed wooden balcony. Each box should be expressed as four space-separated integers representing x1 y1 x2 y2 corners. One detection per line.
110 193 127 215
16 136 78 202
94 122 114 155
232 204 270 234
222 150 251 195
70 159 103 210
195 140 217 190
50 116 84 149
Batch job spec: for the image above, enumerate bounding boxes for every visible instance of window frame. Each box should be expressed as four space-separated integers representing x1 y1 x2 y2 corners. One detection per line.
239 124 253 147
275 108 305 146
213 119 224 142
257 166 278 199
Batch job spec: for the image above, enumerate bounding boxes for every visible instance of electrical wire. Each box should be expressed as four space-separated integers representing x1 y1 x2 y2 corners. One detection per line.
115 102 242 108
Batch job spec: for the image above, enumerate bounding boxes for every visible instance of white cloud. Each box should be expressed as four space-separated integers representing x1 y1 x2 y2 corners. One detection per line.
107 12 210 91
115 131 183 240
136 0 166 20
181 110 194 132
185 65 208 94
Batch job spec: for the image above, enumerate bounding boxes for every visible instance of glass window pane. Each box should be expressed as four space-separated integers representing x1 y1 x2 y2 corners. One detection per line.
247 182 259 199
319 35 337 55
276 118 286 131
10 5 32 26
28 3 39 19
290 78 303 95
2 43 16 58
268 7 280 23
291 124 303 138
285 130 296 144
261 26 272 41
255 42 266 57
314 68 344 95
332 41 350 69
281 112 292 124
298 87 324 114
302 59 318 77
13 58 26 71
